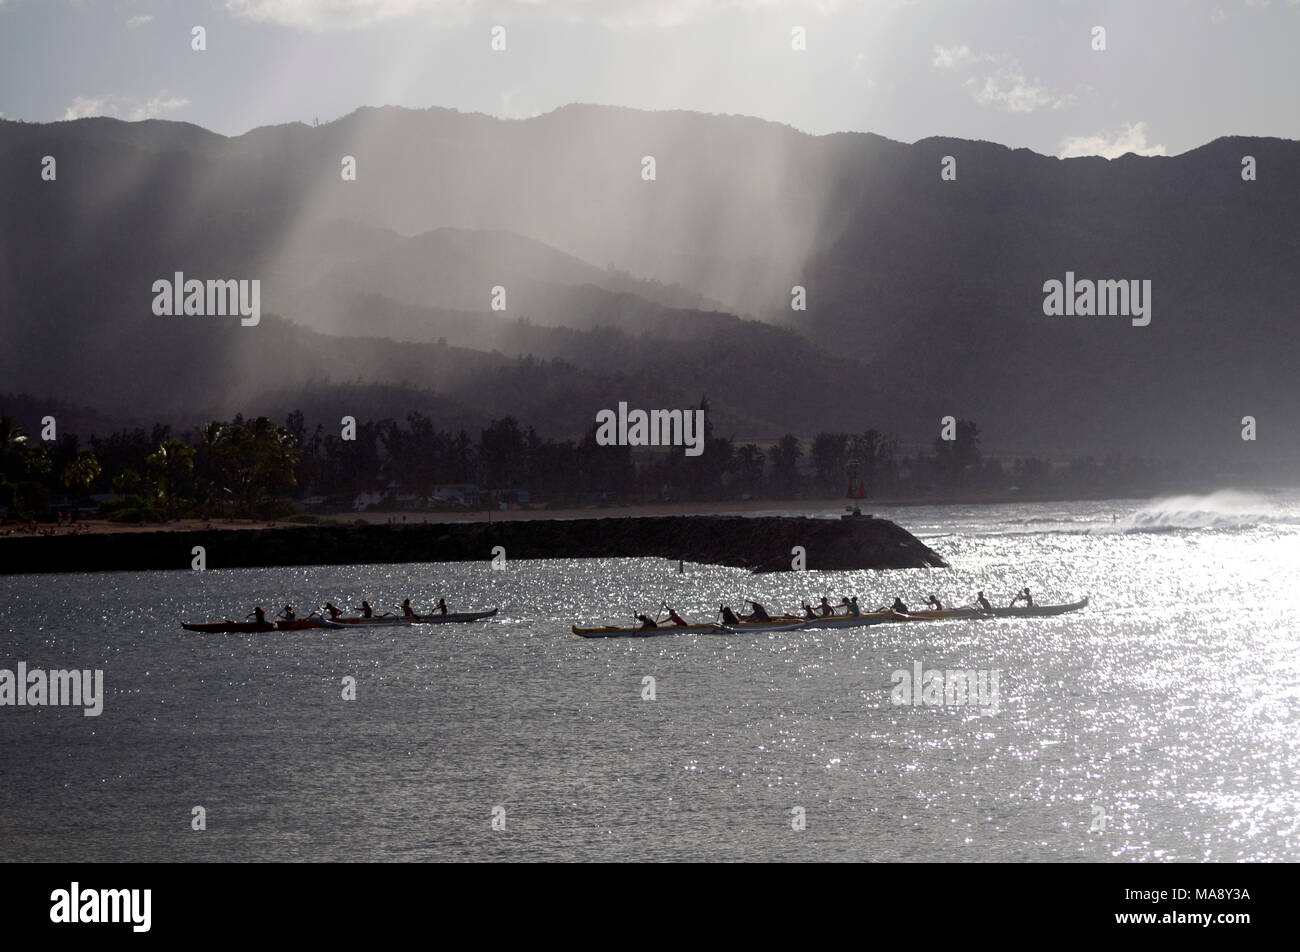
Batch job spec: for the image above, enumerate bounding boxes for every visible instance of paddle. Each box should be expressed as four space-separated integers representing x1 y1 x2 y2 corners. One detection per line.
661 600 694 627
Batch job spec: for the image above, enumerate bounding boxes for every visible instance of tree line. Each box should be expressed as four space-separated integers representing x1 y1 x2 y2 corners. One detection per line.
0 403 1189 523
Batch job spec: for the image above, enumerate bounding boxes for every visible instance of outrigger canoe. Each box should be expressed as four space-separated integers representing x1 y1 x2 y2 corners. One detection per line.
712 610 907 633
319 616 413 629
275 618 331 630
182 620 275 633
903 607 982 621
182 617 331 633
574 597 1088 637
407 608 498 624
320 608 497 628
786 598 1089 626
982 597 1088 618
572 614 810 638
889 598 1088 622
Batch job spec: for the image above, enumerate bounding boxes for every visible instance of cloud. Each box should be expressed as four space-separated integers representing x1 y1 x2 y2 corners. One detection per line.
931 44 995 70
933 44 1066 113
62 95 190 122
126 15 153 28
63 96 119 120
219 0 837 30
130 96 191 120
965 65 1067 113
1057 121 1167 159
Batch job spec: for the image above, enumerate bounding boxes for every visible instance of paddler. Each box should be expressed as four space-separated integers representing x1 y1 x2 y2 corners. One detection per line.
361 600 374 618
848 596 861 617
925 595 943 611
819 596 834 618
1009 587 1033 607
665 605 689 626
246 606 267 625
635 612 659 629
323 602 344 620
802 601 817 619
890 596 909 614
279 605 297 622
719 604 741 625
741 600 771 623
401 599 419 618
976 591 993 611
435 598 448 615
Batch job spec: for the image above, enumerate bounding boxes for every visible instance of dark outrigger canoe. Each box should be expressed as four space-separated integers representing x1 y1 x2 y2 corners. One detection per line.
897 598 1089 622
713 610 906 632
319 608 497 628
182 620 275 633
275 618 331 630
574 597 1088 637
981 596 1088 618
320 616 411 629
184 608 497 633
182 617 330 633
573 614 811 638
408 608 498 624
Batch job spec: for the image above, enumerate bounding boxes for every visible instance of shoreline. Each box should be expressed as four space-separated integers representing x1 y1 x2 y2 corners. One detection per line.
0 488 1184 539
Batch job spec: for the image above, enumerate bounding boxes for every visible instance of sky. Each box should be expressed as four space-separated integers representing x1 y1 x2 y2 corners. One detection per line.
0 0 1297 156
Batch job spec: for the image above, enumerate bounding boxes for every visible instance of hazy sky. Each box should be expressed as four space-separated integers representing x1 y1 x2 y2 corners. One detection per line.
1 0 1296 156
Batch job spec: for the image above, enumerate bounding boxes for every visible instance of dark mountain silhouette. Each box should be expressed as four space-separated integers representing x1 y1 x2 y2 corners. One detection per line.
0 107 1297 472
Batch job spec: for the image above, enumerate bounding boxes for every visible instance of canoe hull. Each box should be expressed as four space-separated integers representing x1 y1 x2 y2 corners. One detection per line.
320 617 413 629
408 608 498 624
573 615 808 638
275 618 330 630
573 623 719 638
903 608 981 621
573 598 1088 636
182 621 274 634
713 610 906 633
984 597 1089 618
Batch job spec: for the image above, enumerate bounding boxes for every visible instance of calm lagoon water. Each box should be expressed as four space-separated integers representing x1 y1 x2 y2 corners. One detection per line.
2 490 1298 861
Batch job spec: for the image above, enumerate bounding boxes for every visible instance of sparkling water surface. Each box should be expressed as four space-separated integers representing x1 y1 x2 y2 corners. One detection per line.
2 492 1298 862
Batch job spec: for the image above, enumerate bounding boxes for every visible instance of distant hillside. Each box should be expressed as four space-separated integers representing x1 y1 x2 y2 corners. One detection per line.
1 108 1298 472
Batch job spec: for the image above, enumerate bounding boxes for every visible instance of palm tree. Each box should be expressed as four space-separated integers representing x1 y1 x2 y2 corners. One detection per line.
61 449 102 512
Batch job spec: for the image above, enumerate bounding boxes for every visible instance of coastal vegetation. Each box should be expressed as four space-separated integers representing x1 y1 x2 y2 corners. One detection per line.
0 401 1200 525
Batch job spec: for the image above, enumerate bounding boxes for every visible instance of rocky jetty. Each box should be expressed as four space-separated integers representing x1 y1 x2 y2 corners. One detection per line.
0 514 947 575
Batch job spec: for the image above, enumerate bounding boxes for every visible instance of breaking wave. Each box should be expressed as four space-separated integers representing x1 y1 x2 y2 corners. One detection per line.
1109 491 1283 533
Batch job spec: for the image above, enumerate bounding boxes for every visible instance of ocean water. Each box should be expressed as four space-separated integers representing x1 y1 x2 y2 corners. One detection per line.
2 491 1298 862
